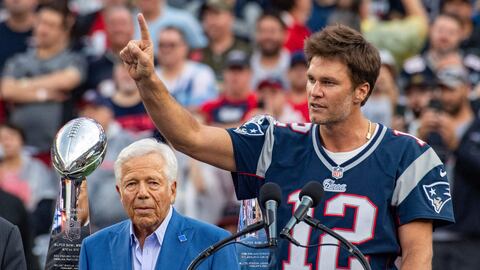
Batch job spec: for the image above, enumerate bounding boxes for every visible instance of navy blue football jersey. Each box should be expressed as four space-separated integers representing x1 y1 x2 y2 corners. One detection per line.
227 115 455 270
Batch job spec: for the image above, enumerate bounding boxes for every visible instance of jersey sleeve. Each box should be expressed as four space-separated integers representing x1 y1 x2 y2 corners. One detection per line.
391 145 455 228
226 115 276 200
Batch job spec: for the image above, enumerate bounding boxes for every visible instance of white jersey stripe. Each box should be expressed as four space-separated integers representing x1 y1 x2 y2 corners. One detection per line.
391 147 443 206
256 116 276 177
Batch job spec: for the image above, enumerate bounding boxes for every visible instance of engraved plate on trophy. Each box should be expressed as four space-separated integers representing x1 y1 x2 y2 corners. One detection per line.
45 117 107 270
236 198 276 269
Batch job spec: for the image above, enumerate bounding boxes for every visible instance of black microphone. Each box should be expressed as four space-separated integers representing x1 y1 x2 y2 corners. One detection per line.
259 182 282 247
280 181 323 237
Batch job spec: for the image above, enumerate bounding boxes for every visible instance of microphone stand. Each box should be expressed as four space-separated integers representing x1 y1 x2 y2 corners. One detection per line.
187 220 269 270
303 216 372 270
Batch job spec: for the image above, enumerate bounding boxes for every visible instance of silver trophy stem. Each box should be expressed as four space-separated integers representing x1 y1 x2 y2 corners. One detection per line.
45 177 91 270
46 118 106 270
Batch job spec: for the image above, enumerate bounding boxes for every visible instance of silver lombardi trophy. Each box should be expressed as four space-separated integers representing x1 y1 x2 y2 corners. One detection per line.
45 117 107 270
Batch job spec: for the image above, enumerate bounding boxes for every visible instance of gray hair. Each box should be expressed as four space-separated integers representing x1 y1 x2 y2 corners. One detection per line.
114 138 178 185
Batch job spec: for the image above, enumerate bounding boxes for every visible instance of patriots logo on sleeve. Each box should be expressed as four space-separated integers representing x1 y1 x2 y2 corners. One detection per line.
423 182 452 214
233 115 267 136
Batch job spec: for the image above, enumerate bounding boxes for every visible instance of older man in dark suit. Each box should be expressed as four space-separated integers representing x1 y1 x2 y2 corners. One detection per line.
0 216 27 270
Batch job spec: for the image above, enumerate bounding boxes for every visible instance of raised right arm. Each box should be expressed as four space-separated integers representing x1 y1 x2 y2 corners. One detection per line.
120 14 236 172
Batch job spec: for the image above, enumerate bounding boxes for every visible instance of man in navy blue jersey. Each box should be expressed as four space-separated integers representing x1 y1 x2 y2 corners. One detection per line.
120 13 454 270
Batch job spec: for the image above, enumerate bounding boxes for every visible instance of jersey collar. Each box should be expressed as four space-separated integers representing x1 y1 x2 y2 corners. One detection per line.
312 123 387 178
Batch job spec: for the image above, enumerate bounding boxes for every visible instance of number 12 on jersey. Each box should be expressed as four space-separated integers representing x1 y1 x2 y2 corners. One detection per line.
283 190 377 270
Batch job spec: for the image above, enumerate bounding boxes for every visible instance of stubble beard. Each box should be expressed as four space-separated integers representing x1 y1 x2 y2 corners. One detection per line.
310 104 351 126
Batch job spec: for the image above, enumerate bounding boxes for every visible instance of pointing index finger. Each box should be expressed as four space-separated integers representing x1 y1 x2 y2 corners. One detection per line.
137 13 151 42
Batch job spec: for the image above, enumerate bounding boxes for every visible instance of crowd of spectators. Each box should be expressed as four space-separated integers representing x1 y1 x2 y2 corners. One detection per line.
1 0 480 269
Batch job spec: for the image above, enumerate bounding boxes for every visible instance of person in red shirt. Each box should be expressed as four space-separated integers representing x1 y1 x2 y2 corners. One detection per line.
200 50 257 128
272 0 312 52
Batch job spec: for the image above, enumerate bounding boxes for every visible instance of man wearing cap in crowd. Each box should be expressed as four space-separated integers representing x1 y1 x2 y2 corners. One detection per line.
423 66 480 270
249 77 304 123
197 0 252 83
200 50 257 127
417 66 472 161
403 69 437 136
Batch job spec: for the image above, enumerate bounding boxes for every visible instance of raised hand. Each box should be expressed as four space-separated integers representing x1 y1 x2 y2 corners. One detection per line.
119 14 154 81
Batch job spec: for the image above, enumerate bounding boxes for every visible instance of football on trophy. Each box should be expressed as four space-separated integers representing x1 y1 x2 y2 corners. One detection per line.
51 117 107 180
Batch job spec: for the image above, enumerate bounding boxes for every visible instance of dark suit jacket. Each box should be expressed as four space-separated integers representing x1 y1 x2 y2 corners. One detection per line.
0 189 38 270
79 209 238 270
0 217 27 270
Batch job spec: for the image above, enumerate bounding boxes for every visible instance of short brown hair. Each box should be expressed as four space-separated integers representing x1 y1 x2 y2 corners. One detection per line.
37 0 74 30
304 25 381 105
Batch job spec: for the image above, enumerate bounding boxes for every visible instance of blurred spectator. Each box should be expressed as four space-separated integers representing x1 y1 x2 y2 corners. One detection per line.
435 114 480 269
286 51 309 122
307 0 336 32
85 5 134 96
1 1 87 162
0 189 37 270
0 0 37 122
72 0 130 57
327 0 362 31
197 0 251 83
156 26 218 110
78 90 133 231
402 13 480 88
250 78 304 123
425 13 463 69
362 50 399 128
0 0 37 123
0 0 36 72
440 0 480 85
0 123 57 268
417 67 472 161
362 0 429 68
200 50 257 127
271 0 312 52
134 0 206 55
427 66 480 269
251 11 290 89
441 0 480 54
231 0 264 40
403 71 436 135
110 64 155 136
0 123 57 214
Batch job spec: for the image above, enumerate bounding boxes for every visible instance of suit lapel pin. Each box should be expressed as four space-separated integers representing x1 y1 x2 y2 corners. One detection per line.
178 234 187 242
